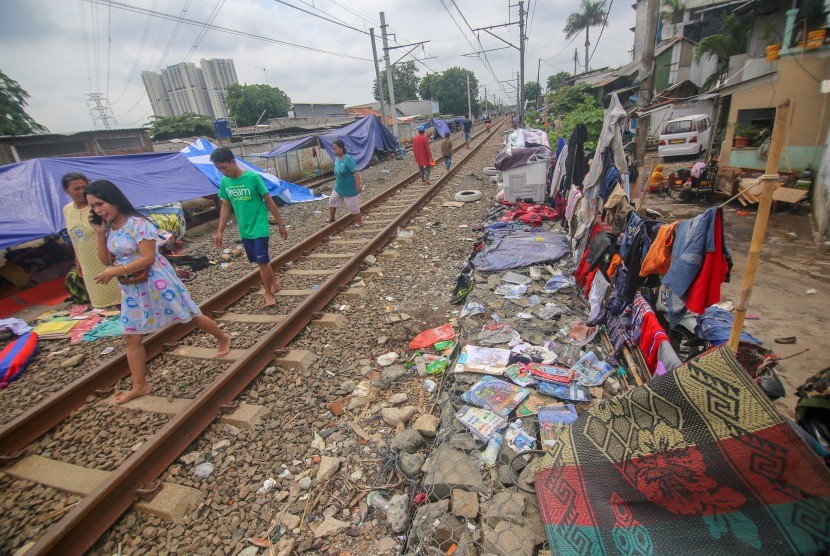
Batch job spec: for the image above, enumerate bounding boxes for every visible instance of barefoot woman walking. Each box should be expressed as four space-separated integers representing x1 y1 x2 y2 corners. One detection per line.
86 180 231 404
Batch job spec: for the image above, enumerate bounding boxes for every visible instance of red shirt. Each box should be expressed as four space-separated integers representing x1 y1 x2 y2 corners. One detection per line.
412 133 432 166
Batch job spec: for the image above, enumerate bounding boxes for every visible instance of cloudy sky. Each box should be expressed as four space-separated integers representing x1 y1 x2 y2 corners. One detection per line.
0 0 636 133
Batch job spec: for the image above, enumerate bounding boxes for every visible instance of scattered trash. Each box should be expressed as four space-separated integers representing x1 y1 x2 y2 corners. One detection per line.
193 462 214 478
455 345 511 374
256 478 277 495
426 357 450 376
775 336 797 344
806 289 817 295
100 346 115 355
455 405 507 442
504 419 536 455
433 340 455 351
539 405 578 449
494 283 528 298
396 228 414 238
423 379 437 392
571 352 615 387
367 491 390 512
566 320 598 346
409 323 456 349
529 266 543 281
477 323 521 345
537 302 570 320
479 432 503 468
736 210 751 216
528 295 541 306
516 312 534 319
544 273 575 292
460 301 486 318
376 352 399 367
461 375 529 416
311 284 320 291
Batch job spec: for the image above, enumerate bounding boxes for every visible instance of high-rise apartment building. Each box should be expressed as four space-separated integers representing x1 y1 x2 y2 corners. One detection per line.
142 58 238 120
201 58 237 119
141 71 173 117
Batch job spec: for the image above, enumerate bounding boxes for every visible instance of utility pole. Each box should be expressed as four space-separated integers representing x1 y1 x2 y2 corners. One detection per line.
379 12 399 139
484 85 487 115
518 0 526 125
535 57 541 112
573 49 579 76
634 0 659 182
369 28 387 127
466 73 472 121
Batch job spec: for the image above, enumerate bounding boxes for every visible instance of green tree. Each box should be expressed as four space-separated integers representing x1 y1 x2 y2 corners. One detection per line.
524 81 542 104
0 70 47 135
547 83 594 117
425 67 480 117
547 71 571 92
147 113 215 141
226 83 291 126
418 73 441 100
693 14 751 90
372 61 420 102
555 97 605 150
563 0 608 74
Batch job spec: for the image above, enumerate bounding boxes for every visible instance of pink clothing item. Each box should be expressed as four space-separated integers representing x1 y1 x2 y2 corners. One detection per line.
565 186 582 222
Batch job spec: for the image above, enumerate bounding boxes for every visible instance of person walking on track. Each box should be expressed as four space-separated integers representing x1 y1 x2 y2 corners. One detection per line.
211 147 289 307
86 179 231 404
412 126 433 184
327 138 363 228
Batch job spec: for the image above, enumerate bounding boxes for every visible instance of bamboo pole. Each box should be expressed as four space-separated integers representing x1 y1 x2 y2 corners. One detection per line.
727 100 790 352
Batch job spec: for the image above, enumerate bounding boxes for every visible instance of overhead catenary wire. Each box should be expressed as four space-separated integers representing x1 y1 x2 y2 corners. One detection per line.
85 0 372 61
111 0 159 105
155 0 194 70
183 0 227 62
587 0 613 68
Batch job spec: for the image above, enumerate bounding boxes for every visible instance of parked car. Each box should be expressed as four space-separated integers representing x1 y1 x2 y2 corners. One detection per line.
658 114 712 158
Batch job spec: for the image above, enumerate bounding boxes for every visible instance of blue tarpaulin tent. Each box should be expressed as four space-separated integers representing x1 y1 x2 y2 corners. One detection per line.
0 142 323 250
262 115 398 170
180 139 323 204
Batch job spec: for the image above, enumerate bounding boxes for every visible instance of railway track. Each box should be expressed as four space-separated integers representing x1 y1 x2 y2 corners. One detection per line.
0 119 506 555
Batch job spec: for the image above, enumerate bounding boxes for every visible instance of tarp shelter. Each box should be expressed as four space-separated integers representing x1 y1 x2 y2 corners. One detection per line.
180 139 323 204
0 142 323 250
261 115 398 170
0 152 218 250
426 118 451 139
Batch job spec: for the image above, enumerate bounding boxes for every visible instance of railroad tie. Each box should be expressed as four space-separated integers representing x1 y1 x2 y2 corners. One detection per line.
4 455 203 522
307 253 352 259
328 238 370 246
108 395 267 430
255 287 364 298
169 345 245 361
285 268 339 276
340 227 384 236
216 311 344 328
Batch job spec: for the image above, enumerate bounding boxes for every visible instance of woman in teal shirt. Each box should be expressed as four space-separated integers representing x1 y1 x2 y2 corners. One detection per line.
327 139 363 227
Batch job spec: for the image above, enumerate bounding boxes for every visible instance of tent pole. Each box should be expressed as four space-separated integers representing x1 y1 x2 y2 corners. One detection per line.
727 100 790 352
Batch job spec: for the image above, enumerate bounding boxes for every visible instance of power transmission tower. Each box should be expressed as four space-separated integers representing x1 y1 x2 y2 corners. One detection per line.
86 93 116 130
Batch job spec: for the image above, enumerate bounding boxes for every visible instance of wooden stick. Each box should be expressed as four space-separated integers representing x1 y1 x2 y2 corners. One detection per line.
728 100 791 352
636 163 654 213
622 346 645 386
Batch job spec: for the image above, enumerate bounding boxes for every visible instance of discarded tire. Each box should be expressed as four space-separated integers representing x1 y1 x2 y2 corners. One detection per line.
454 190 482 202
482 166 499 176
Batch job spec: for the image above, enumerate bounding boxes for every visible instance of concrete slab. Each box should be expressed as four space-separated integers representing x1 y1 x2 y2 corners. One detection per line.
360 267 383 279
4 455 203 522
341 287 365 299
286 268 339 276
312 313 345 328
276 349 316 371
169 346 245 361
111 395 266 430
307 253 352 259
377 250 399 260
217 312 284 324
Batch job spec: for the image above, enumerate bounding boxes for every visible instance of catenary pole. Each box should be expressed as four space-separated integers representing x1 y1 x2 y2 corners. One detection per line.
369 28 387 127
535 57 541 112
466 73 472 121
380 12 399 139
518 0 526 125
727 101 791 352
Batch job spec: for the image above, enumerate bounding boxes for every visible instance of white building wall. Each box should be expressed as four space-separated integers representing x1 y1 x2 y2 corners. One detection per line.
201 58 238 120
141 71 173 117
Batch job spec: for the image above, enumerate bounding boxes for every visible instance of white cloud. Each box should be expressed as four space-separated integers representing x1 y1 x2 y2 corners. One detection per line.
0 0 636 133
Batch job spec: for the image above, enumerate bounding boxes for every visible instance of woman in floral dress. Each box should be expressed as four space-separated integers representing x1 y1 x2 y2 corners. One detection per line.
86 180 231 404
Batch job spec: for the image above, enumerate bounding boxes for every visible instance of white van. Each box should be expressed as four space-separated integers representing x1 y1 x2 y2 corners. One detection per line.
658 114 712 158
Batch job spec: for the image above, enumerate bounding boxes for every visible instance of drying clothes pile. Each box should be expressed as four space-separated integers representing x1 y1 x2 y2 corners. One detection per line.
497 202 560 227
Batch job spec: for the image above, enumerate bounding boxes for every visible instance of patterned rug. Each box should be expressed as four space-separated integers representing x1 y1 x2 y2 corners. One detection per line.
535 345 830 555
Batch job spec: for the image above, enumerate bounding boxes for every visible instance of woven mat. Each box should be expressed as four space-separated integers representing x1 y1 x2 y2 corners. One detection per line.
536 345 830 554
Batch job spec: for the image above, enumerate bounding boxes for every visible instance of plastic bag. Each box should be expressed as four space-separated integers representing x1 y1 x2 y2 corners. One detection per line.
409 323 456 350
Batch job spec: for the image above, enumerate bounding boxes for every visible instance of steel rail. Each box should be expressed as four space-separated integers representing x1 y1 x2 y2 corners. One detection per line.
25 118 504 555
0 119 501 459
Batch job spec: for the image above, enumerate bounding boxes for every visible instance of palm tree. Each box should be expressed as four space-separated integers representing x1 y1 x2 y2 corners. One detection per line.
693 14 751 90
660 0 685 25
563 0 609 74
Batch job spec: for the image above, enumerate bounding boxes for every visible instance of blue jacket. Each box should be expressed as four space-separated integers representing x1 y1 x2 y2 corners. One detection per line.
662 207 719 298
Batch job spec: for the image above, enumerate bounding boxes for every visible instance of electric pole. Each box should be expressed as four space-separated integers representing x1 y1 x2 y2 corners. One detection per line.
535 57 541 112
634 0 659 180
574 49 579 76
369 28 387 127
483 85 487 115
86 93 116 130
466 73 472 121
379 12 399 139
518 0 526 125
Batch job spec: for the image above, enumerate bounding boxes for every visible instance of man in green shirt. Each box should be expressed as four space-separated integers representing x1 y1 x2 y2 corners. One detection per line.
211 147 288 307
